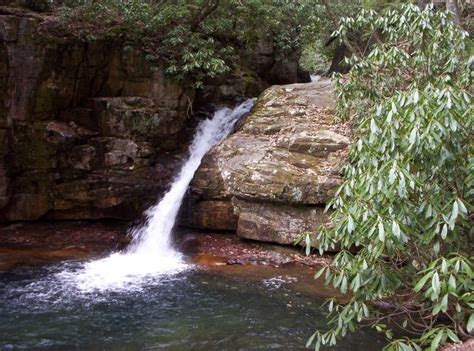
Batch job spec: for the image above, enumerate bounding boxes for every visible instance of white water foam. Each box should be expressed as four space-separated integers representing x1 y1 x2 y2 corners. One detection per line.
67 100 254 292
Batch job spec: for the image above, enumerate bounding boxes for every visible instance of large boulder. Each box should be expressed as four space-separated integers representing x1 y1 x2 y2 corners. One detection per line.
0 8 192 221
184 79 351 245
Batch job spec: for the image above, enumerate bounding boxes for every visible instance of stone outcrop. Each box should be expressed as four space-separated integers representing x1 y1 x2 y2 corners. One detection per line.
0 7 192 221
183 79 351 245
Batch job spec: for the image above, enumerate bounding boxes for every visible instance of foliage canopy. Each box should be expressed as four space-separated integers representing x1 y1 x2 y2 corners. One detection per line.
306 4 473 351
57 0 323 87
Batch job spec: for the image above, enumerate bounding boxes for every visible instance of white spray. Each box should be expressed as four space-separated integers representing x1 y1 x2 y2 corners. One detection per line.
69 100 254 291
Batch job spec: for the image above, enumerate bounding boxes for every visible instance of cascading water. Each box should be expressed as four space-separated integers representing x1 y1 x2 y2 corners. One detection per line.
69 100 254 291
1 99 391 351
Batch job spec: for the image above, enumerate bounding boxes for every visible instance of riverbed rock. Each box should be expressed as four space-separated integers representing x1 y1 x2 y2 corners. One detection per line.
0 7 192 221
185 79 351 245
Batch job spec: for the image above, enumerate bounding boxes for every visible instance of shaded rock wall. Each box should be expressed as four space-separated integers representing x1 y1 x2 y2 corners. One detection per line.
0 8 192 221
183 80 351 246
0 6 320 229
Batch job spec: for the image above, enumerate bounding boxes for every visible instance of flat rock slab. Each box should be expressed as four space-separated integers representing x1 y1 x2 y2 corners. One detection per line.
232 198 330 245
179 231 331 268
0 221 331 272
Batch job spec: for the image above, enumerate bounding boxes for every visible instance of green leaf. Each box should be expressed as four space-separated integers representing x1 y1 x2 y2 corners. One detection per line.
389 167 396 184
440 224 448 240
370 119 378 134
446 328 460 343
399 342 413 351
314 338 321 351
378 222 385 241
305 234 311 256
441 259 448 274
392 220 400 239
348 216 355 233
441 294 448 313
409 127 417 145
433 241 440 254
314 267 326 280
432 272 440 297
341 275 348 294
430 331 443 351
306 332 317 348
457 198 467 216
451 201 459 223
352 274 361 291
414 272 432 292
467 314 474 333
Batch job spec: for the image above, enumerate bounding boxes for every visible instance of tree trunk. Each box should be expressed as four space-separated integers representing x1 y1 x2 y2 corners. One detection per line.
327 44 350 74
445 0 462 27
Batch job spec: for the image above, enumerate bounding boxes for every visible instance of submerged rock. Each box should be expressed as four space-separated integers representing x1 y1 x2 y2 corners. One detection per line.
185 79 351 246
0 221 129 271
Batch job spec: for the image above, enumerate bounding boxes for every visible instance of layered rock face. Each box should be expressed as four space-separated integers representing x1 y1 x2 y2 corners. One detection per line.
0 8 191 221
184 80 351 245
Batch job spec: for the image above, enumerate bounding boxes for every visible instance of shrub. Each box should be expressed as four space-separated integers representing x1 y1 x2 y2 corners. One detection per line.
58 0 324 88
306 4 473 350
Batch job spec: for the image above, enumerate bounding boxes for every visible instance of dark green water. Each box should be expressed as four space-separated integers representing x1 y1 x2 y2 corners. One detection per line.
0 261 386 350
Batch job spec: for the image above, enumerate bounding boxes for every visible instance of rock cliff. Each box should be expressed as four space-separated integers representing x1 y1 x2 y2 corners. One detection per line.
0 7 191 221
0 5 345 248
0 5 309 224
184 79 351 245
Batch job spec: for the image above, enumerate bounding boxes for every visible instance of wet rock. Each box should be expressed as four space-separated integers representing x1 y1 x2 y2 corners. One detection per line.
85 97 186 149
251 37 310 85
0 221 129 271
183 200 238 231
190 153 228 199
0 221 333 274
179 231 331 268
441 338 474 351
193 253 228 266
0 247 89 272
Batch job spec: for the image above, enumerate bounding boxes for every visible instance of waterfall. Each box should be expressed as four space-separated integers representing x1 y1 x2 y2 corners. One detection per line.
70 100 254 291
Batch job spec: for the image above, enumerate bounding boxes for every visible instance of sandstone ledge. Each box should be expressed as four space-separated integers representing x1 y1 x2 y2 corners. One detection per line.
184 79 351 246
